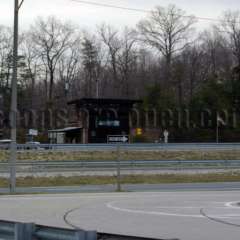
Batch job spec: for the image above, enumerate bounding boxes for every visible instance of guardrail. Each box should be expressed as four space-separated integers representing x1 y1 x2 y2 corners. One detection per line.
0 159 239 174
0 220 96 240
0 220 165 240
0 143 239 191
1 143 240 151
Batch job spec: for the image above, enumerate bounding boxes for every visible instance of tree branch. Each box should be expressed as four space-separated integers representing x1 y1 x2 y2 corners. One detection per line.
18 0 25 10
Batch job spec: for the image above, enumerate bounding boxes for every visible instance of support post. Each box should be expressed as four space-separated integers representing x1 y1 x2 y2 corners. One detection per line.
14 223 34 240
75 231 85 240
9 0 19 194
14 223 24 240
116 144 121 192
75 230 97 240
24 223 35 240
86 231 97 240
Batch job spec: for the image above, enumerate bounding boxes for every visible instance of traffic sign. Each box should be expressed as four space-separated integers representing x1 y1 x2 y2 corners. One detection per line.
107 135 129 143
136 128 143 135
29 129 38 136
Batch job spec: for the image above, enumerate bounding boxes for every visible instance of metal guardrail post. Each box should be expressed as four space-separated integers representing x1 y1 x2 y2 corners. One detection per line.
178 160 182 171
86 231 97 240
75 230 97 240
14 222 35 240
25 223 35 240
75 231 85 240
14 223 24 240
224 159 229 169
116 144 121 192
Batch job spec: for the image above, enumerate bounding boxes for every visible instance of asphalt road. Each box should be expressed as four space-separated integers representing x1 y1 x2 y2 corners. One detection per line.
0 191 240 240
1 182 240 194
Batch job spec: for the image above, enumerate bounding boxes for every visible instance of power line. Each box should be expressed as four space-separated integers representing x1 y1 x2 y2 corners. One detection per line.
69 0 224 23
70 0 149 13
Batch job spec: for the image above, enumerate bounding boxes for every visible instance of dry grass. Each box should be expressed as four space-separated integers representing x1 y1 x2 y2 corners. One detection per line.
0 149 239 161
0 172 240 187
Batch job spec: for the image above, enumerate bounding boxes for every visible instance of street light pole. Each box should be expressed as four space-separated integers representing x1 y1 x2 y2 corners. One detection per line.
96 79 99 98
9 0 24 193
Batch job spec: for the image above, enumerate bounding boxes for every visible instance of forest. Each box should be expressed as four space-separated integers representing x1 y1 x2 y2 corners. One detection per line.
1 4 240 142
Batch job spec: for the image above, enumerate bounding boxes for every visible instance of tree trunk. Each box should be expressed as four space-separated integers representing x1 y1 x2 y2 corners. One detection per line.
49 70 54 103
165 54 172 89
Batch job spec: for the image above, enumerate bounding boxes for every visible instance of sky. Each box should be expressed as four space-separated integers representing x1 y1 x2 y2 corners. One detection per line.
1 0 240 32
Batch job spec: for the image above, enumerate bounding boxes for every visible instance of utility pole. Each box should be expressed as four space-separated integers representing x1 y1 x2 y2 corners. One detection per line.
9 0 24 194
216 122 219 143
216 114 226 144
96 79 99 98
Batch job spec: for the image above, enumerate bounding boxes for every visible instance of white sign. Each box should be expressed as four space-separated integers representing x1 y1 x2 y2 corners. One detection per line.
108 135 129 143
163 130 169 143
29 129 38 136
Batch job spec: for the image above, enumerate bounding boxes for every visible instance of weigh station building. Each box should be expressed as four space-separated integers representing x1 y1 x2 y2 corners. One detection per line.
48 98 142 144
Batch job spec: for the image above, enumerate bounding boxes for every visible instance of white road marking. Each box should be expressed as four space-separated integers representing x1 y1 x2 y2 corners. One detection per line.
107 201 240 219
225 201 239 208
156 206 240 209
107 201 204 218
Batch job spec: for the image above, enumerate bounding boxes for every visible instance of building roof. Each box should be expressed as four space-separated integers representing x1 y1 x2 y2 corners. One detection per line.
68 98 142 107
48 127 82 133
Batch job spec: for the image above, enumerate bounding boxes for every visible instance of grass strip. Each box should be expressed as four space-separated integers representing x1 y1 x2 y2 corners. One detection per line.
0 172 239 187
0 149 240 161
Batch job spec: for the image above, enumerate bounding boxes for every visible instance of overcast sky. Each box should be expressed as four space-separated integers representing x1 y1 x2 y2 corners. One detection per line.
1 0 240 31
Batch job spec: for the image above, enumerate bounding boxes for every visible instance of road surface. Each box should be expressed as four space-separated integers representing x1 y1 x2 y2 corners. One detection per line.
1 182 240 194
0 190 240 240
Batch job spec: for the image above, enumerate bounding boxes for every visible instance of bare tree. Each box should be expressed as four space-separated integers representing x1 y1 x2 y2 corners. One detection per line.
137 4 196 85
20 33 41 108
184 46 207 100
81 34 103 98
200 28 230 79
57 35 81 101
220 11 240 81
30 16 76 105
98 24 122 96
0 26 13 92
117 27 137 97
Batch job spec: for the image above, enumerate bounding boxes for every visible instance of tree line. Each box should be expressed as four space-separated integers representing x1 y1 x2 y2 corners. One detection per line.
1 4 240 141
